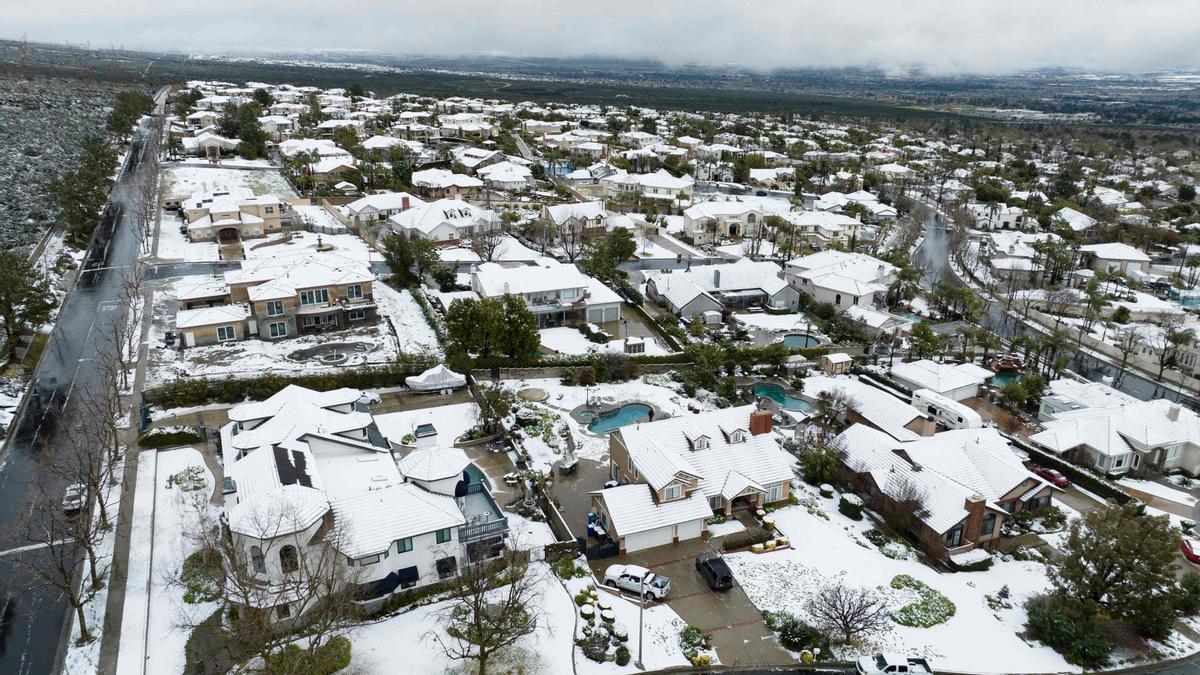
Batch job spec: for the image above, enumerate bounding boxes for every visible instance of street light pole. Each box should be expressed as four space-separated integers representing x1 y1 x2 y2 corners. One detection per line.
636 572 646 670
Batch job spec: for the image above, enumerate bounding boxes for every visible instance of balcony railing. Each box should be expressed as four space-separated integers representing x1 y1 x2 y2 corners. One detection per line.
459 518 508 542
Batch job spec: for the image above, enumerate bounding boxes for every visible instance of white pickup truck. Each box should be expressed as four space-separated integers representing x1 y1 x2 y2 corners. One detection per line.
855 653 934 674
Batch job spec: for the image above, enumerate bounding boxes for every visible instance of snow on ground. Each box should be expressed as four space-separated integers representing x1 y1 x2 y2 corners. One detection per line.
706 519 746 537
374 283 442 356
1119 477 1198 506
723 482 1076 674
172 157 276 169
734 312 821 333
717 239 780 259
439 246 482 263
495 235 543 262
633 237 681 260
564 575 695 673
658 232 706 258
160 164 296 201
506 511 559 551
539 327 670 356
0 376 21 436
153 209 219 261
116 447 221 675
63 461 125 674
501 376 713 472
291 204 348 234
347 562 576 674
375 402 478 446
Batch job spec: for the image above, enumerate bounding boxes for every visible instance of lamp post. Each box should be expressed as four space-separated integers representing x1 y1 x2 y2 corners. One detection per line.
636 572 646 670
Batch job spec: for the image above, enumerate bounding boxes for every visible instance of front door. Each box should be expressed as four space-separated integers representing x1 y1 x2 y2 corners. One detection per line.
218 227 240 243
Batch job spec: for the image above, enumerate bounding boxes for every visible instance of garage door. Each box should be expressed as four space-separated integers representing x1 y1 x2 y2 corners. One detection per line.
603 306 619 323
587 308 605 323
625 526 675 552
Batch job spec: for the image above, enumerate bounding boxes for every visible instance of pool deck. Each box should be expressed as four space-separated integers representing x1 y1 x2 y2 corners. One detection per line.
568 400 667 432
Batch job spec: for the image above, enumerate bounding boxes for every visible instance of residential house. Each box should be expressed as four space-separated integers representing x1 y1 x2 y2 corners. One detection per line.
1031 399 1200 477
390 198 495 244
890 359 994 402
781 211 865 249
542 201 610 242
593 406 792 553
1053 207 1099 233
1038 378 1139 422
645 259 798 318
968 202 1030 231
1079 242 1151 275
837 424 1054 562
681 200 765 245
221 387 507 620
180 187 284 243
784 250 897 311
410 169 484 200
476 161 533 190
344 192 425 223
600 169 694 202
469 259 623 327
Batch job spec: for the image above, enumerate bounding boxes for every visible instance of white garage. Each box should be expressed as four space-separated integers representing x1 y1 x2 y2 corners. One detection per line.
593 484 712 554
587 304 621 324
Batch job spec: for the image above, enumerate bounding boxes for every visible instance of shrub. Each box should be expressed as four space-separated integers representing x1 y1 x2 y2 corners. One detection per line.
678 625 710 659
890 575 956 627
838 495 863 521
721 527 774 552
138 428 203 448
266 636 352 675
1025 594 1112 668
181 547 225 604
1178 572 1200 616
615 645 630 666
553 556 588 580
1038 505 1067 531
763 611 831 654
580 631 609 662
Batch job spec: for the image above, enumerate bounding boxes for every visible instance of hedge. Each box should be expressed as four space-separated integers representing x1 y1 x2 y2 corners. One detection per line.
1008 436 1131 505
721 526 774 552
138 428 203 448
143 360 436 409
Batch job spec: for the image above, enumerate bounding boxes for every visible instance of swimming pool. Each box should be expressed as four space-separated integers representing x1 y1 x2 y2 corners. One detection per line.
752 383 813 412
587 403 654 433
781 333 820 348
992 372 1021 387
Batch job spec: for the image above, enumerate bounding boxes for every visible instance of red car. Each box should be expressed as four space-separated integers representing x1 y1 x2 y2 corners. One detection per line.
1181 538 1200 565
1029 464 1070 489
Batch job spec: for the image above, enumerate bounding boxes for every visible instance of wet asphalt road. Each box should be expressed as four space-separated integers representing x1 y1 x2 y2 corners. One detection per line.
0 116 157 675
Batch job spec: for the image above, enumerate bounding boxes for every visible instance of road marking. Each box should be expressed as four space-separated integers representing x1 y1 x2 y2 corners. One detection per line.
98 301 121 312
0 539 74 558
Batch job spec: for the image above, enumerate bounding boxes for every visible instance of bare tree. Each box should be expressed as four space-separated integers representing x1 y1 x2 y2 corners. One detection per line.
1113 328 1145 390
431 545 543 675
171 496 366 672
471 215 506 263
814 388 858 431
883 475 929 535
808 580 891 644
558 217 586 263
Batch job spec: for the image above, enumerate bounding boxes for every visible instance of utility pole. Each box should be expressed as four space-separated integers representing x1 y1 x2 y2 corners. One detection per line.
636 572 646 670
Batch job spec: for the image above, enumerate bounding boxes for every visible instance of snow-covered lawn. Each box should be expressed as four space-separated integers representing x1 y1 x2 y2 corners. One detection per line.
565 575 697 673
724 483 1076 673
633 237 682 260
734 312 821 333
161 165 296 202
539 327 670 356
146 278 439 385
375 402 478 446
1119 477 1198 506
500 376 714 473
116 447 220 675
153 209 219 261
346 562 576 673
717 239 781 259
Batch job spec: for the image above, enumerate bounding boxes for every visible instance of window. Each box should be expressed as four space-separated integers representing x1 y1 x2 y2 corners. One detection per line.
299 288 329 306
834 294 842 306
251 545 265 574
945 524 964 548
348 309 366 321
1113 455 1127 469
561 288 577 300
265 206 275 214
265 300 284 316
217 325 236 342
268 322 287 338
346 284 363 300
731 430 744 443
436 556 458 579
436 528 452 544
981 513 997 536
357 553 381 566
767 483 783 502
396 537 413 553
280 545 299 574
275 603 291 619
664 484 682 500
1168 446 1181 461
709 495 723 509
695 436 708 450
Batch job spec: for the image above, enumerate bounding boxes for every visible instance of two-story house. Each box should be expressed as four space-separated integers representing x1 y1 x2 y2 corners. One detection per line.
591 406 793 553
179 187 285 243
784 250 897 311
390 198 495 244
174 252 377 347
470 259 624 327
222 386 508 621
681 200 765 245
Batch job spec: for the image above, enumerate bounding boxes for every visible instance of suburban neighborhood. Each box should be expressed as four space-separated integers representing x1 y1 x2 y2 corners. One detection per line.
2 10 1200 675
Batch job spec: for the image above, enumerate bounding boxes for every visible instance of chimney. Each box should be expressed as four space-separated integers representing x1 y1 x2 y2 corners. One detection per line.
402 195 411 210
1169 403 1182 422
963 495 987 544
713 269 721 288
749 410 773 436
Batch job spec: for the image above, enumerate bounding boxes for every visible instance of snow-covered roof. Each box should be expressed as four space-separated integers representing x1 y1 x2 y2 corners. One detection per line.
346 191 425 214
176 303 249 329
398 446 470 482
891 360 992 395
801 375 923 442
1079 242 1151 262
391 198 493 236
594 484 712 536
330 483 465 558
411 168 484 189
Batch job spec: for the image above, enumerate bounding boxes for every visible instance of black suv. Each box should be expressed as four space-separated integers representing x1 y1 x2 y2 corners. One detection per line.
695 553 734 591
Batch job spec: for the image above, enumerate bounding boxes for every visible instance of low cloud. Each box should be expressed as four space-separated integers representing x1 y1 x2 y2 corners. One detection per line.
5 0 1200 75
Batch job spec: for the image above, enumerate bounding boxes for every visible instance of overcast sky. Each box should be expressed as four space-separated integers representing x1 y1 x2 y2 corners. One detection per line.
5 0 1199 75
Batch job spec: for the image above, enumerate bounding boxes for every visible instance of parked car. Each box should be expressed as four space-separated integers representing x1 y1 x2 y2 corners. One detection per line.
694 553 734 591
62 483 85 515
603 564 670 600
1029 464 1070 489
1181 538 1200 564
855 653 934 674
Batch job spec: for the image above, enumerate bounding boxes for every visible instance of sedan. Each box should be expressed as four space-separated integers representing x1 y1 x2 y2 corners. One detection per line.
695 553 734 591
62 483 85 515
1182 538 1200 565
1030 464 1071 489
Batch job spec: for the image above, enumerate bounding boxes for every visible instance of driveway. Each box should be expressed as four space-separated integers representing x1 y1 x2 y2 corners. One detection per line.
587 537 794 667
